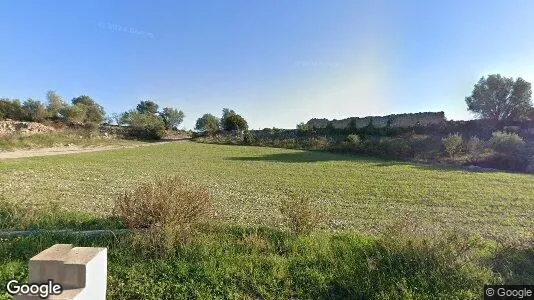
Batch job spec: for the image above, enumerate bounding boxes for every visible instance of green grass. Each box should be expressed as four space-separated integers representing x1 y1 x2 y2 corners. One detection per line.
3 225 525 300
1 142 533 298
1 142 533 243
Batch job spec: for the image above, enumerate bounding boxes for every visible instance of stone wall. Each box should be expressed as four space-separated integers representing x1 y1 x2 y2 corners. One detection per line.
306 112 446 129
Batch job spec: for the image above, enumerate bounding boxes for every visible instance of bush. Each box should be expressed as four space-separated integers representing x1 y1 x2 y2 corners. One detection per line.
279 195 323 235
526 156 534 174
243 131 255 145
306 136 330 150
128 112 166 140
345 134 361 146
114 176 213 256
379 137 414 159
482 152 529 172
442 133 463 158
357 137 414 159
466 136 486 162
489 131 525 153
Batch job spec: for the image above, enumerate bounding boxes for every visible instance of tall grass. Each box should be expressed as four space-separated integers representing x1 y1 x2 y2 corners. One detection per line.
1 225 522 299
114 176 213 257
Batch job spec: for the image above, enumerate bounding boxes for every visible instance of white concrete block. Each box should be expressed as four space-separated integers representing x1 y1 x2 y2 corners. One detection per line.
15 244 107 300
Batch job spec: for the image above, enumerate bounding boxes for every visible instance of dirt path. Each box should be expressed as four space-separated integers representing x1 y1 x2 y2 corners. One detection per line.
0 140 187 160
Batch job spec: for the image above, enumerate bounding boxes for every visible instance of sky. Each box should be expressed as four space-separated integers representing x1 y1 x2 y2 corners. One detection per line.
1 0 534 129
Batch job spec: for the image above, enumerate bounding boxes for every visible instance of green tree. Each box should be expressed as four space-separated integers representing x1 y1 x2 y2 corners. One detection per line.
46 90 66 120
296 122 309 131
70 95 105 126
136 100 159 115
62 105 86 125
128 111 166 139
160 107 185 130
0 99 24 120
222 114 248 132
195 114 220 135
22 99 47 122
528 107 534 121
221 108 236 120
465 74 533 121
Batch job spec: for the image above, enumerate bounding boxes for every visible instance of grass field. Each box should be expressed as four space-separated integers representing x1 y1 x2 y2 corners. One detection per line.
1 141 533 242
1 141 533 299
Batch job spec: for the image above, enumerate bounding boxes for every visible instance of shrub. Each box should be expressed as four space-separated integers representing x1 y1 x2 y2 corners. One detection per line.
379 137 414 159
442 133 463 158
466 136 486 162
345 134 361 146
489 131 525 153
482 152 529 172
114 176 213 252
526 156 534 174
357 137 414 159
306 136 330 150
243 131 255 145
279 195 323 235
128 112 166 140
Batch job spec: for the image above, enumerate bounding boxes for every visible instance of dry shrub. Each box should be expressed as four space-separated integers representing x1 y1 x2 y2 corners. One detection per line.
466 136 486 162
442 133 463 158
115 176 213 229
279 195 323 235
114 176 213 257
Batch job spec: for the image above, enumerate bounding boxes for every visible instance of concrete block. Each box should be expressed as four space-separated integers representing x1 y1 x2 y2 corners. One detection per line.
15 244 107 300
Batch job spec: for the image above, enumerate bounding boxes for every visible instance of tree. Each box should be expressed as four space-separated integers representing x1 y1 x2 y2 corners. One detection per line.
465 74 533 121
118 110 134 126
296 122 309 131
128 112 166 140
222 108 236 120
62 105 86 125
72 95 97 107
70 95 105 126
160 107 185 130
136 100 159 115
222 114 248 132
528 107 534 121
195 114 220 134
22 99 47 122
46 90 66 120
0 99 24 120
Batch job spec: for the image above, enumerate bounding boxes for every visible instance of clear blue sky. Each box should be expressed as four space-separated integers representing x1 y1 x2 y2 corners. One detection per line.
1 0 534 129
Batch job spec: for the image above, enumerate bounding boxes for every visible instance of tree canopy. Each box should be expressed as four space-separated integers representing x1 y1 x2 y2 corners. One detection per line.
22 99 47 122
465 74 533 121
222 113 248 131
68 95 106 126
160 107 185 130
136 100 159 115
195 114 220 134
220 108 248 132
46 90 66 120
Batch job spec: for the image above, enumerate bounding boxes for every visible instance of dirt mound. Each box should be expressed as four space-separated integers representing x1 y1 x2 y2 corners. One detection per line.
0 120 56 136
